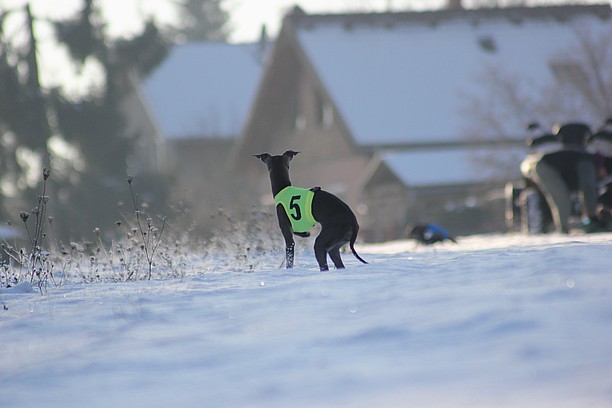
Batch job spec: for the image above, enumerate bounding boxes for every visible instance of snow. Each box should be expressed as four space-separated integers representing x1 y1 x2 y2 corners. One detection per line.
1 233 612 407
141 42 265 139
297 13 612 145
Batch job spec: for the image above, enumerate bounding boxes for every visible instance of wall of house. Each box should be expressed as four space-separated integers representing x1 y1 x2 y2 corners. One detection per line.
361 185 509 242
282 73 356 162
233 37 303 177
358 163 410 242
360 162 510 241
361 183 411 242
405 183 508 237
122 79 163 175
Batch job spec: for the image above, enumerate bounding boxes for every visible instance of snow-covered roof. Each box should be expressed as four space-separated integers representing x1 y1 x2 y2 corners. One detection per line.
141 42 265 139
293 6 612 146
382 146 524 187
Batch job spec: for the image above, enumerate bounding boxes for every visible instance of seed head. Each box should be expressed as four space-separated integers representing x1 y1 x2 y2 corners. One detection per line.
43 168 50 180
19 211 29 222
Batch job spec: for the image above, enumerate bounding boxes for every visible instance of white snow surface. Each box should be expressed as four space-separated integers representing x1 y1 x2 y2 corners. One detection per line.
1 233 612 407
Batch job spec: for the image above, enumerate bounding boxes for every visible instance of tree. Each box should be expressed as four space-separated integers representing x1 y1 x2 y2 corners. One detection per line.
551 28 612 120
174 0 228 42
462 26 612 178
0 0 228 239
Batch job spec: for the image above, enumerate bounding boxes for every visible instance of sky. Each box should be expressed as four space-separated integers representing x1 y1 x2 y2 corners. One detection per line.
6 0 593 94
222 0 446 43
2 0 447 43
0 0 444 93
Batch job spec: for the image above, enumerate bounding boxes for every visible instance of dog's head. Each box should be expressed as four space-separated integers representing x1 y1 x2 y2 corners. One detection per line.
254 150 299 172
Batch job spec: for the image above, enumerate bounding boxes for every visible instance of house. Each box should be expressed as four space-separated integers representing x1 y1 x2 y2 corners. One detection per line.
232 3 612 241
138 41 267 233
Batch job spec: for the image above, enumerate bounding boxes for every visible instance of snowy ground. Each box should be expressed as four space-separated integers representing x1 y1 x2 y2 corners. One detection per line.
1 233 611 407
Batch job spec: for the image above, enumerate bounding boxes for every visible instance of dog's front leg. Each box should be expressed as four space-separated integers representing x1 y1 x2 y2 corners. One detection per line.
276 205 295 268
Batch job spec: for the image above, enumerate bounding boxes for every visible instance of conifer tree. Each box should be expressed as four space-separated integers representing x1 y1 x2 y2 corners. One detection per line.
0 0 227 238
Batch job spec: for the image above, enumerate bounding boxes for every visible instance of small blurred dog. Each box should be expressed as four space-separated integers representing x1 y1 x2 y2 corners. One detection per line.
407 223 457 245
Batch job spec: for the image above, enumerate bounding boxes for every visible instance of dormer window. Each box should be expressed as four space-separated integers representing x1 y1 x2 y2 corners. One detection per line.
478 35 497 53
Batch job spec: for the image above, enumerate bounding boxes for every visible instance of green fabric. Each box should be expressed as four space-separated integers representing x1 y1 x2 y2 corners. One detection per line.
274 186 317 233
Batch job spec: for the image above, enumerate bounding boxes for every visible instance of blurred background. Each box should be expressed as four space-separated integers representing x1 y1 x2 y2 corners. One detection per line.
0 0 610 243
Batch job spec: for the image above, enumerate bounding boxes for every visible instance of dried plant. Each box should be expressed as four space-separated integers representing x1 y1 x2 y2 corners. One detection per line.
118 176 167 280
2 168 56 293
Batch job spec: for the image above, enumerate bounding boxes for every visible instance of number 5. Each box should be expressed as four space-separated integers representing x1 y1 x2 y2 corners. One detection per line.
289 195 302 221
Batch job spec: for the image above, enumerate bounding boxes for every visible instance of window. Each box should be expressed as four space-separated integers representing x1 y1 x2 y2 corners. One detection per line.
315 91 333 130
291 94 306 132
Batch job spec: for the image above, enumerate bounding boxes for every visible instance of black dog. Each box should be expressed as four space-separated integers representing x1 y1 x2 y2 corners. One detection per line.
407 223 457 245
254 150 367 271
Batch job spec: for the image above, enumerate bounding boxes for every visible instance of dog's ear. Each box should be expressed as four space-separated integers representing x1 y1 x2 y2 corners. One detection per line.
283 150 300 161
253 153 271 164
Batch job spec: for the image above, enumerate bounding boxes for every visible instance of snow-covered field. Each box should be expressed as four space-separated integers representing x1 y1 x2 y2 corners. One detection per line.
1 233 611 407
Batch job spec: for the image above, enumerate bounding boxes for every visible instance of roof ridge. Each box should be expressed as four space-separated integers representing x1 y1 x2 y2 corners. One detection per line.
287 3 612 28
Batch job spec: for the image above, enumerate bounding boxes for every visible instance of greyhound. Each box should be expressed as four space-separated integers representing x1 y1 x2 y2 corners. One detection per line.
254 150 367 271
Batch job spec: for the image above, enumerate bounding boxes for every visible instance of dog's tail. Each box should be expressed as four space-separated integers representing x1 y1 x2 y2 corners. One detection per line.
349 224 368 265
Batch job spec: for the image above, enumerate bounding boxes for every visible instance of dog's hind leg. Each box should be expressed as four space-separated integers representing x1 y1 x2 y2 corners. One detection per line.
315 228 350 271
328 245 345 269
313 235 329 271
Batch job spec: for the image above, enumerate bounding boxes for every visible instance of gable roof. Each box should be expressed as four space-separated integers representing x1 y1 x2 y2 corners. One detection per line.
287 5 612 147
141 42 266 140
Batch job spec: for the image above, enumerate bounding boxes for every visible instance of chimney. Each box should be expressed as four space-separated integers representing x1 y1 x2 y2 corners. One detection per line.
259 24 267 48
256 24 268 65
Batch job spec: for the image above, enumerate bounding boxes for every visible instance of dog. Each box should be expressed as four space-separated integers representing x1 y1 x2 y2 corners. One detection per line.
254 150 367 271
407 223 457 245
